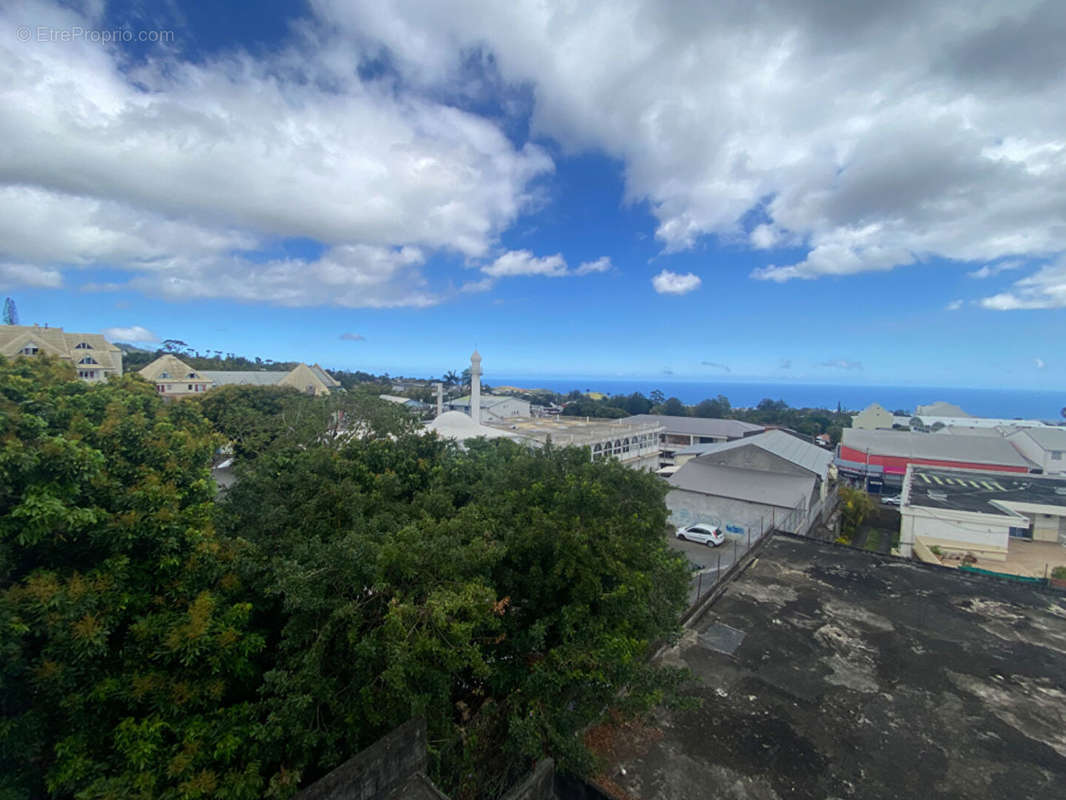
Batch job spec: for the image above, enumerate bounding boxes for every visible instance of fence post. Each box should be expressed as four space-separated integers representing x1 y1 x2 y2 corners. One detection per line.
697 572 703 600
717 550 721 578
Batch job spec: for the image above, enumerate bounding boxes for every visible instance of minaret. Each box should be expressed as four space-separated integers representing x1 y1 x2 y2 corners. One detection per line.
470 349 482 422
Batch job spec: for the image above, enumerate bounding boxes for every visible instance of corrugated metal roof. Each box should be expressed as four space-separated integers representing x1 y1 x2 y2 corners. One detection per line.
621 414 763 439
842 428 1032 468
668 461 815 508
1014 427 1066 451
679 429 832 476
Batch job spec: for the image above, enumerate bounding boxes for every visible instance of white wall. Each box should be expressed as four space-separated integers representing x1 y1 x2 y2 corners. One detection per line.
479 397 530 422
1008 430 1066 474
667 489 796 537
899 507 1012 558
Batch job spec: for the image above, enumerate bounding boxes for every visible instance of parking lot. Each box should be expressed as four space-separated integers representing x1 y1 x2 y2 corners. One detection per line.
667 528 751 606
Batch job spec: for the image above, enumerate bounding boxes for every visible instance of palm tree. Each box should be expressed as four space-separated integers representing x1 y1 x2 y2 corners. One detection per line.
443 370 460 387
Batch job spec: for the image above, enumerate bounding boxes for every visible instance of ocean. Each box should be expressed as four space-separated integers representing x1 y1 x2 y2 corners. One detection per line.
486 378 1065 421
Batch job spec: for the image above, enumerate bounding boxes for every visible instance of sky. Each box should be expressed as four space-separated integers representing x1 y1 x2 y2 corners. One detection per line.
2 0 1065 389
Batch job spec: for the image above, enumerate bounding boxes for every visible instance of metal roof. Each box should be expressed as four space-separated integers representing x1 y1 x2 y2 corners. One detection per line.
620 414 763 439
1013 427 1066 451
679 429 832 476
668 461 815 508
447 394 525 409
842 428 1033 468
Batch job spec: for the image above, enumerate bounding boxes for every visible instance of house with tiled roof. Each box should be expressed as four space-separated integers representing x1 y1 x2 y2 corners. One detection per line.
139 355 340 399
0 324 123 382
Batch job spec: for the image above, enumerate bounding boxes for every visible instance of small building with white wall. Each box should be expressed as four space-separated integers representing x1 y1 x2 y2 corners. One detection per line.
1008 427 1066 474
899 464 1066 561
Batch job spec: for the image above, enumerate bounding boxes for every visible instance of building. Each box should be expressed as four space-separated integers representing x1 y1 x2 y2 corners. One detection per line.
666 430 833 536
446 393 530 422
424 410 529 444
599 534 1066 800
484 415 664 470
379 394 430 411
850 402 894 430
139 355 339 399
899 465 1066 566
619 414 763 467
0 324 123 382
1008 427 1066 474
837 428 1034 491
916 400 971 417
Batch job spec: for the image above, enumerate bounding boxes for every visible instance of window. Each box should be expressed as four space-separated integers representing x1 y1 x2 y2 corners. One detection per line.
74 341 93 349
1052 451 1062 461
188 384 194 390
157 385 165 392
159 371 170 379
78 356 99 365
186 372 198 379
20 344 39 355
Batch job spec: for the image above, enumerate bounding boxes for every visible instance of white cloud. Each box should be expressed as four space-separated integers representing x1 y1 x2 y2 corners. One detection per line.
1035 357 1046 369
946 299 963 310
480 250 611 279
482 250 568 278
968 260 1023 279
980 256 1066 310
652 269 701 295
0 0 552 305
102 325 157 344
575 256 612 275
340 332 366 341
0 262 62 289
317 0 1066 281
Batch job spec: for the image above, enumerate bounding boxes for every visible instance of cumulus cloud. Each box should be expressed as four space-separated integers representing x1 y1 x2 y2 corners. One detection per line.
652 269 701 295
340 332 366 341
701 361 731 372
0 0 552 305
1035 357 1046 369
102 326 157 344
979 257 1066 309
482 250 568 278
317 0 1066 283
818 359 863 371
946 299 964 310
480 250 611 279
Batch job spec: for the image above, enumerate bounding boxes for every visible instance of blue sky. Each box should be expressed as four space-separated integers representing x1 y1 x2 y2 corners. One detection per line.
3 0 1065 389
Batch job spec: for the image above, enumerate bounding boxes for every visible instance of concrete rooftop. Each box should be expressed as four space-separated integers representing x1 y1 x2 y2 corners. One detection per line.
598 535 1066 799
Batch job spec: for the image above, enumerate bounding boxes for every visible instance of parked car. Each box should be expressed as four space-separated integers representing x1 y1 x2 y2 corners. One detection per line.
881 495 902 506
676 524 725 547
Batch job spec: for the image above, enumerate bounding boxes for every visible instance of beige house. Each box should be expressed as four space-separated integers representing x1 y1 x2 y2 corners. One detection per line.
0 324 123 382
851 402 894 430
139 355 339 399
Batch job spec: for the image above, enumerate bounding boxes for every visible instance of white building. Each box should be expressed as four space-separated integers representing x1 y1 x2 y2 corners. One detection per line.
485 415 664 470
899 464 1066 561
446 393 530 422
1008 428 1066 474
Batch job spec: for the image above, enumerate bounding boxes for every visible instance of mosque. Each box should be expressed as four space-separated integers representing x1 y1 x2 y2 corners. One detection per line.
425 350 664 470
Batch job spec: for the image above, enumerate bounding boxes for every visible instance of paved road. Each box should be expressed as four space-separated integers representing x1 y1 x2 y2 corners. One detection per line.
667 531 749 606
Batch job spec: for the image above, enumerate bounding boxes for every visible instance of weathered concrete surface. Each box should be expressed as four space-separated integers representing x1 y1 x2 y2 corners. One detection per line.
602 536 1066 800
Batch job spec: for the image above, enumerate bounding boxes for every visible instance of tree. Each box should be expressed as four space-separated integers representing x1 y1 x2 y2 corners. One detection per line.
693 394 730 418
2 296 17 325
649 389 665 406
215 431 689 798
0 356 267 799
838 485 875 543
658 397 687 416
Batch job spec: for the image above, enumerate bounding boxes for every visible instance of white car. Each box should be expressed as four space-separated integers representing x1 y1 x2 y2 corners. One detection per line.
881 495 902 506
676 524 725 547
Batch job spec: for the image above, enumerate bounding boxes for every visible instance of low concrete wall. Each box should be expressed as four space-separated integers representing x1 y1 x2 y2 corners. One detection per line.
293 718 428 800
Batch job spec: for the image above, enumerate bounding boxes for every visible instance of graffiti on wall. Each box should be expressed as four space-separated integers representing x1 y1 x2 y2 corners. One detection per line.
670 507 745 535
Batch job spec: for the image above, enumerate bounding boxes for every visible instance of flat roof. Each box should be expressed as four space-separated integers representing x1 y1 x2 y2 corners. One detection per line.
905 465 1066 515
598 535 1066 799
621 414 763 439
679 429 832 476
484 415 662 447
842 428 1034 468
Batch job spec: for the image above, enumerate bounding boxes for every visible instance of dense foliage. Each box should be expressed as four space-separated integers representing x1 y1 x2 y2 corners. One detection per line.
2 358 690 799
